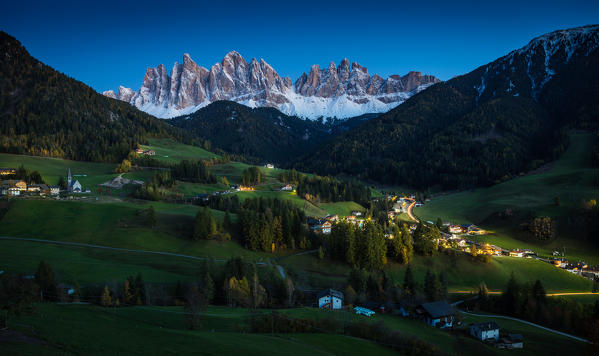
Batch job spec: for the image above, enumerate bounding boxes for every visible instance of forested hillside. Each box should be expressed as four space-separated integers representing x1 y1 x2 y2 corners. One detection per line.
167 101 378 163
0 31 197 162
293 25 599 190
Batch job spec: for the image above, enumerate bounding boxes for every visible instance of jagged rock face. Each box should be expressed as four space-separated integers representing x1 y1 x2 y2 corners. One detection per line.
105 52 440 119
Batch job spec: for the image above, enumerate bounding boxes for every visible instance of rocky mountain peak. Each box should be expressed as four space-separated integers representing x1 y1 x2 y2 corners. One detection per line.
105 52 440 119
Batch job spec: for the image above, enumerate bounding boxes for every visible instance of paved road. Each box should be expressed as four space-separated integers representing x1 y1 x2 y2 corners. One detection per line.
405 199 419 222
460 310 591 343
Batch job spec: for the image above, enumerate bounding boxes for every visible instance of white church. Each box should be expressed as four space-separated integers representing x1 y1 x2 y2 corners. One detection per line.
67 168 82 193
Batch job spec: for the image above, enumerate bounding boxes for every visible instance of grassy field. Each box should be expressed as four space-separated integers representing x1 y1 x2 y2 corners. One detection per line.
0 200 269 262
140 138 219 163
0 153 116 187
3 304 588 356
3 304 396 356
415 132 599 263
318 201 365 217
281 252 593 293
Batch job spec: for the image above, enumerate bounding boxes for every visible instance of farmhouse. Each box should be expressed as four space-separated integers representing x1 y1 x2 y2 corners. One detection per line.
496 334 524 349
280 184 293 191
2 179 27 191
321 221 332 234
415 301 455 328
449 225 463 234
470 322 500 341
317 289 343 309
265 163 275 169
0 168 16 176
49 186 60 195
509 249 526 258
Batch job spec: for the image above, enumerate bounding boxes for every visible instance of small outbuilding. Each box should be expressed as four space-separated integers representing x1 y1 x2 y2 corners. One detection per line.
317 289 344 309
470 321 500 341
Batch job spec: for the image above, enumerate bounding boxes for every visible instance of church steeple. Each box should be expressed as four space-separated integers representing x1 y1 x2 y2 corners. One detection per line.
67 168 72 190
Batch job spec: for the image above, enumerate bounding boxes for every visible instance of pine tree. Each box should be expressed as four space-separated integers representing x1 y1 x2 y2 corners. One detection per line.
424 270 437 302
146 206 157 228
532 279 546 305
502 272 520 315
403 265 416 297
134 273 146 305
203 273 215 304
101 285 112 307
223 211 232 230
35 261 57 301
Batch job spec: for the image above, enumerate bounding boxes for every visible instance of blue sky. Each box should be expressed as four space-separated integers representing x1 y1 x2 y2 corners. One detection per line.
2 0 598 92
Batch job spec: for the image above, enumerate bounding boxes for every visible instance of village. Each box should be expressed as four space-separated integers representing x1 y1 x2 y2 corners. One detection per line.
0 167 89 197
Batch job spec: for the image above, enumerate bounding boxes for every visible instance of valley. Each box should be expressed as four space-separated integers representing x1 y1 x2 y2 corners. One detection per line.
1 20 599 356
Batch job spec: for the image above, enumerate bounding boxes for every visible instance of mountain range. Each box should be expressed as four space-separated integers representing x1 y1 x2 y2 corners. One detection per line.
103 53 439 119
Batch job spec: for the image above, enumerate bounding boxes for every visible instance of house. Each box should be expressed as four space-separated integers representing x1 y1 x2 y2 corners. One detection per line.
0 184 8 195
135 148 144 154
230 185 241 191
449 225 463 234
324 214 339 222
280 184 293 191
496 334 523 349
265 163 275 169
509 249 526 258
27 185 41 192
49 186 61 195
321 221 332 234
8 187 20 196
470 322 500 341
0 168 16 176
415 301 455 328
351 211 363 216
3 180 27 191
195 194 210 202
317 289 343 309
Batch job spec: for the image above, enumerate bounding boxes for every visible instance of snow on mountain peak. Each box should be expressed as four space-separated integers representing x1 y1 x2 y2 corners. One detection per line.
104 52 440 119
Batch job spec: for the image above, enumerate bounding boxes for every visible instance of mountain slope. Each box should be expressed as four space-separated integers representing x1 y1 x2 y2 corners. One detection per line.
293 25 599 190
0 31 195 163
104 52 439 119
167 101 371 163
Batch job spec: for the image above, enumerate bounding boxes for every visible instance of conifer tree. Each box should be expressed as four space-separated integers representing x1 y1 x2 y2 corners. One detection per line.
101 285 112 307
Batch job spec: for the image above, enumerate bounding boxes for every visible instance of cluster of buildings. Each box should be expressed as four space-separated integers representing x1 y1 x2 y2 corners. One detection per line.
0 168 87 197
134 148 156 155
448 224 486 235
0 180 60 197
316 288 524 349
549 258 599 280
308 213 367 234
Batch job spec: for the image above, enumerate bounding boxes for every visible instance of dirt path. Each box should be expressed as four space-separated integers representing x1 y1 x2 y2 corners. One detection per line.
0 236 240 263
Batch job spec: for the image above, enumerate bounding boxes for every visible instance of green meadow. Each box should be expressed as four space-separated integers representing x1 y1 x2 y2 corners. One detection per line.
415 132 599 263
281 252 593 294
140 138 219 163
2 304 588 356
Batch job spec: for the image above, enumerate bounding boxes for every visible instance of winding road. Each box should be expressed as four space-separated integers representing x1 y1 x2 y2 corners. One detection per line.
405 198 419 222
